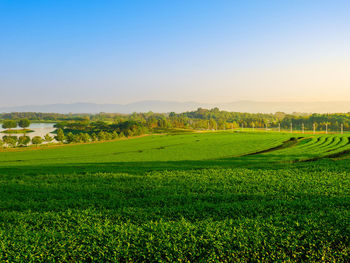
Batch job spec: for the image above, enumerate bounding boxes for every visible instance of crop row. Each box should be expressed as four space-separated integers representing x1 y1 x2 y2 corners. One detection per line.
0 168 348 262
260 135 350 162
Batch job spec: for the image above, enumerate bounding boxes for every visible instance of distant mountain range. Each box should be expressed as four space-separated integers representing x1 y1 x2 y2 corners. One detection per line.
1 100 350 114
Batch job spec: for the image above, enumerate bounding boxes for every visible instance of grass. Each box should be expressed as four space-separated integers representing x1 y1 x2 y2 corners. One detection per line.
1 129 34 134
0 132 293 166
0 131 349 262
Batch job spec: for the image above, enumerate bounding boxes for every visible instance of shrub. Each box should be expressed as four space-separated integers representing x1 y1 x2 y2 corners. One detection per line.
3 135 18 147
44 134 54 143
55 128 65 143
66 132 75 143
2 120 17 130
32 136 43 147
18 136 30 146
18 119 31 129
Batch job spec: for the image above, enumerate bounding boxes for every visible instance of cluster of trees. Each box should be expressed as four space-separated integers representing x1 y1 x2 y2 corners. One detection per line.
55 120 148 138
0 112 124 122
0 112 90 121
0 127 135 148
0 119 148 148
279 114 350 131
54 128 127 144
1 119 30 130
0 134 53 148
117 109 350 131
178 108 350 131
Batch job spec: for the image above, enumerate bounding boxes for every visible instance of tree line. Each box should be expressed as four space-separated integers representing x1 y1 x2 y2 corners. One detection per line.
26 108 350 135
0 134 52 148
3 109 350 135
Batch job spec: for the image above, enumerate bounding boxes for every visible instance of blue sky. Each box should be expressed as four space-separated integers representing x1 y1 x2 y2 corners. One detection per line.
1 0 350 106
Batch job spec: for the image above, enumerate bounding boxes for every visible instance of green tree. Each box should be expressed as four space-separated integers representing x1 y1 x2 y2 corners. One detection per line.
55 128 65 143
112 131 119 140
80 133 91 143
66 132 75 143
18 119 31 129
3 136 18 147
32 136 43 147
44 134 54 143
97 131 106 141
105 132 113 140
73 134 82 143
2 120 17 130
91 133 98 142
18 136 30 146
0 139 3 148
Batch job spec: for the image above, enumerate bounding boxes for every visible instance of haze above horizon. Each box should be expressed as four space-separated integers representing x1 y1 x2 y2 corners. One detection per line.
1 0 350 107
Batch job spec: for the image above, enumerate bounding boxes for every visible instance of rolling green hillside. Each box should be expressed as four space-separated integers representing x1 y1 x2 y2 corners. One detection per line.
0 132 293 165
0 131 349 262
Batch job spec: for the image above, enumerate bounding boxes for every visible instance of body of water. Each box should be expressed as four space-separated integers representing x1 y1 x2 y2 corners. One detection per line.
0 123 56 140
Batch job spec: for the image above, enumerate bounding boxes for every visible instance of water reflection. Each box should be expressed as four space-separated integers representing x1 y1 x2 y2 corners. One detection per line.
0 123 56 140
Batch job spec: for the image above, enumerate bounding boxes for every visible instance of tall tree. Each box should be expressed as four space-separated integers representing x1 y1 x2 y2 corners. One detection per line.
18 119 31 129
18 136 30 146
32 136 43 147
2 120 17 130
3 136 18 147
66 132 75 143
44 134 54 143
55 128 65 143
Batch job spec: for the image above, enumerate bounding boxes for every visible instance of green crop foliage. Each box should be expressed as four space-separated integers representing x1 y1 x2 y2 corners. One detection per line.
0 131 349 262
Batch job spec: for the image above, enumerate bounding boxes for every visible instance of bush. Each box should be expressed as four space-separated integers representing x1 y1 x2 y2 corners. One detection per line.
112 131 119 140
32 136 43 147
44 134 54 143
3 135 18 147
18 119 31 129
91 133 98 142
80 133 91 143
66 132 75 143
55 128 65 143
2 120 17 129
97 131 107 141
18 136 30 146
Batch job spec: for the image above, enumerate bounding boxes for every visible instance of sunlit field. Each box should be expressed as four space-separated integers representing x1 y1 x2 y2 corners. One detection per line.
0 131 349 262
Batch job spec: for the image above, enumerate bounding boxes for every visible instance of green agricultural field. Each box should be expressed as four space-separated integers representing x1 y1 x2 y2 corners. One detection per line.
0 131 349 262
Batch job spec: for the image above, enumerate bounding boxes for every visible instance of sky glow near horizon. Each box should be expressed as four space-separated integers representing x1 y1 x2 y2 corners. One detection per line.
0 0 350 107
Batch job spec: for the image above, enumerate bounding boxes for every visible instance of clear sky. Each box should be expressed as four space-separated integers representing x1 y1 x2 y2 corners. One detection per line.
1 0 350 107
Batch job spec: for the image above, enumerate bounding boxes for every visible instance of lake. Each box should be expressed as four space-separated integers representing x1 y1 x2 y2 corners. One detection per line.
0 123 56 140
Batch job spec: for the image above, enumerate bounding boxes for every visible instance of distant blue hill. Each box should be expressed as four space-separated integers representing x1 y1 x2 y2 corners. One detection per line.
0 100 349 114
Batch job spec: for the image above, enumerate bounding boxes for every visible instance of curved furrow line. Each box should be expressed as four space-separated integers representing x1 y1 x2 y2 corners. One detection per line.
326 136 341 149
243 138 300 156
326 136 342 148
295 137 317 148
318 136 336 149
324 137 350 156
294 137 350 162
315 136 332 148
326 136 349 152
294 136 324 151
278 136 326 156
